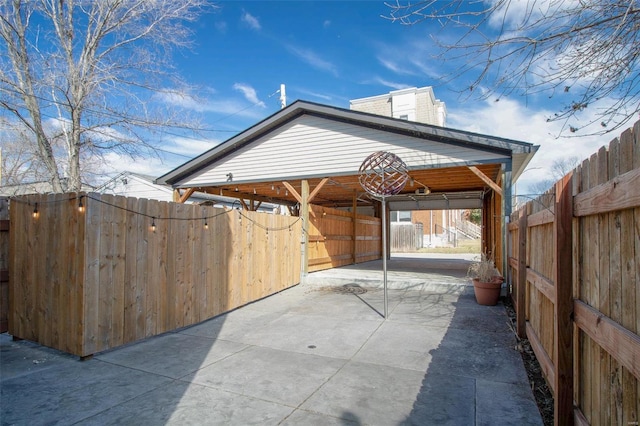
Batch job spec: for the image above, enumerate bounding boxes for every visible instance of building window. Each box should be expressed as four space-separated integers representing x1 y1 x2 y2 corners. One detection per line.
399 114 408 120
391 211 412 222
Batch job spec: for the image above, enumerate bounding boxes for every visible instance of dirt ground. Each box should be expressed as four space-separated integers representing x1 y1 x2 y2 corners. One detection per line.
504 297 554 426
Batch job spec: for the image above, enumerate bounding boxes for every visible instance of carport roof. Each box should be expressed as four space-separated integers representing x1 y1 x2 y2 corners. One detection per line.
156 100 538 208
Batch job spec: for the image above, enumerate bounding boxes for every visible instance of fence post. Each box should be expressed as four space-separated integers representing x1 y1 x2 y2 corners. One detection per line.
516 207 527 339
0 197 9 333
554 173 574 426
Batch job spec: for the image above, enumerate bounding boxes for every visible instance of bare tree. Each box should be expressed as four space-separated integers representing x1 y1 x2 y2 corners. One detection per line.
386 1 640 136
525 155 581 195
0 0 210 192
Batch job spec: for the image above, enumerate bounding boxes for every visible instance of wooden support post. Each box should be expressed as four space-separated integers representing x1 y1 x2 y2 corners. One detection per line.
301 180 309 279
516 207 527 338
352 192 357 264
553 173 574 426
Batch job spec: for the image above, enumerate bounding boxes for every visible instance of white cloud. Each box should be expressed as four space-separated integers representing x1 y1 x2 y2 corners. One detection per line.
156 91 264 119
294 87 333 102
374 39 442 80
215 21 227 33
169 136 221 156
367 76 411 90
97 135 221 180
285 44 338 76
377 57 410 75
447 97 613 194
99 151 171 179
233 83 265 107
241 11 261 31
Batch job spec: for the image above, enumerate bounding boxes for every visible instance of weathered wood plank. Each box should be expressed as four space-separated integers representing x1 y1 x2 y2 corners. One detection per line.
612 125 640 424
527 321 556 394
526 268 555 305
134 197 148 342
574 300 640 381
527 208 555 228
553 173 574 426
123 196 139 344
574 167 640 217
516 209 527 338
607 138 624 425
111 195 127 349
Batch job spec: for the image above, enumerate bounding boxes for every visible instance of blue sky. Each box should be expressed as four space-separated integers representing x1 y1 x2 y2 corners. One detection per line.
113 1 628 194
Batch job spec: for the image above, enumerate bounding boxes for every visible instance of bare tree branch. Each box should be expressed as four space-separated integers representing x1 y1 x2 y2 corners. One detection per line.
0 0 211 191
385 0 640 136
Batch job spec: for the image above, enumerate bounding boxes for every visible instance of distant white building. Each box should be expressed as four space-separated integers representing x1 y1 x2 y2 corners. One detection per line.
96 171 178 202
350 86 446 127
96 171 277 211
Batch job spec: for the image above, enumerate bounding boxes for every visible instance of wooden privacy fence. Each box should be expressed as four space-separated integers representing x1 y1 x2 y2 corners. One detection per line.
9 193 301 357
508 121 640 426
391 222 423 252
307 204 381 272
0 198 9 333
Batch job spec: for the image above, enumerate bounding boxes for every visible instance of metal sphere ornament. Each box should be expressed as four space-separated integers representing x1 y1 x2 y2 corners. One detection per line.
358 151 409 197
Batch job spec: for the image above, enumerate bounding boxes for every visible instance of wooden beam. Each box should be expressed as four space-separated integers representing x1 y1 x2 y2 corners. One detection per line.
215 188 294 206
516 208 527 338
352 192 357 264
553 173 574 426
282 181 316 218
527 268 556 305
301 180 309 278
308 178 329 204
574 299 640 381
527 208 555 227
468 166 503 196
238 198 249 211
178 188 196 204
573 166 640 216
526 322 556 394
282 181 302 204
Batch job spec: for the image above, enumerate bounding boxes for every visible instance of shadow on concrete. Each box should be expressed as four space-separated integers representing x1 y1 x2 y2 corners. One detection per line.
400 288 543 425
1 252 542 425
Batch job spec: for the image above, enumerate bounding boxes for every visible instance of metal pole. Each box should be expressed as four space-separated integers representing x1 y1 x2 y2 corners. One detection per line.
381 195 388 318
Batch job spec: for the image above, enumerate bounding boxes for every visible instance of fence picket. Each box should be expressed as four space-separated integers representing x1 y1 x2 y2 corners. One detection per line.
508 120 640 425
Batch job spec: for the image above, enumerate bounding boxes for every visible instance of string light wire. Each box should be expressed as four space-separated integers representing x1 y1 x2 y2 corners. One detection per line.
13 193 302 232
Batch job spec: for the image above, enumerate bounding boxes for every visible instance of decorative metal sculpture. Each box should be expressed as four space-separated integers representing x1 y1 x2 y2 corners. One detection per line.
358 151 409 196
358 151 409 318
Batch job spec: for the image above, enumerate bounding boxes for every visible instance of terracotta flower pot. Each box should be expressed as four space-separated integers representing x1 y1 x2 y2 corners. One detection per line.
472 277 503 306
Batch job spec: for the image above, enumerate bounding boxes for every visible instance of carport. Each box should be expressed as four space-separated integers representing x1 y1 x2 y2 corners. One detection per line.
156 100 538 279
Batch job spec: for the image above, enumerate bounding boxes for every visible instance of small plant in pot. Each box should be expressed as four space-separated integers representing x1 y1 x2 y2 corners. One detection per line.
468 252 504 306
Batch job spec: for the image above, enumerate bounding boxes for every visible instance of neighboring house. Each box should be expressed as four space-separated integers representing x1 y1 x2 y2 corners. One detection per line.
96 171 180 203
350 86 447 127
96 171 277 211
350 87 475 247
0 180 94 196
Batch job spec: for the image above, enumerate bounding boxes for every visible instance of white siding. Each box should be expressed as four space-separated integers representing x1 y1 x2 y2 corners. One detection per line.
98 175 175 202
178 115 507 186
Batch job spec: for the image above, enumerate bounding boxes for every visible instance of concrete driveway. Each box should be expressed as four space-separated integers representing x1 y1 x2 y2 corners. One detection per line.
1 254 542 425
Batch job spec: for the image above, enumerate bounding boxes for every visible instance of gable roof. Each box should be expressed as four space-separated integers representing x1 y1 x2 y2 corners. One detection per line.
157 100 537 186
155 100 538 209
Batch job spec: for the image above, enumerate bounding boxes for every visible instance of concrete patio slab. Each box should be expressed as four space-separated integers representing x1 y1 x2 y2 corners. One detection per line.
82 381 295 426
1 254 543 425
